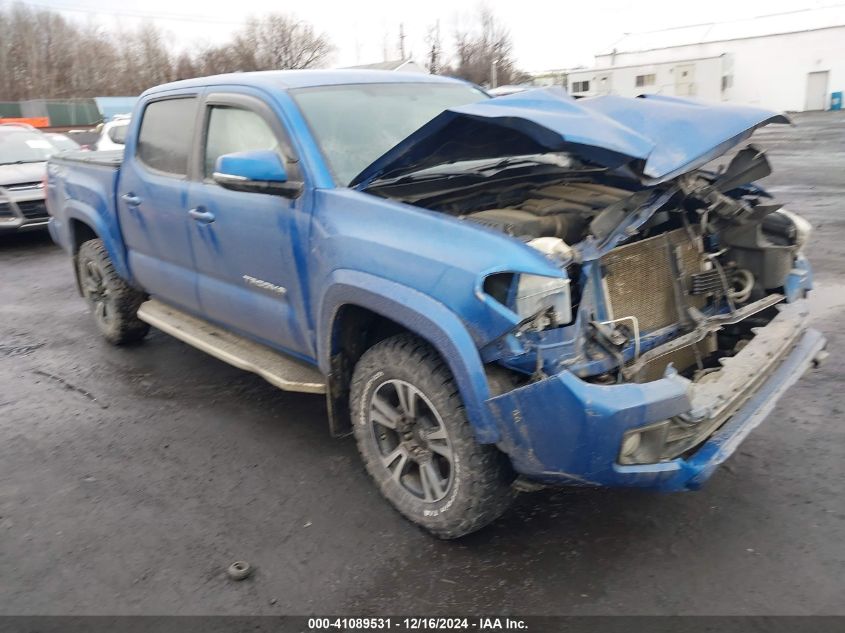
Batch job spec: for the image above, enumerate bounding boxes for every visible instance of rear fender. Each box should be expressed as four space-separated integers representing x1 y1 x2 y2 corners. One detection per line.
65 203 131 283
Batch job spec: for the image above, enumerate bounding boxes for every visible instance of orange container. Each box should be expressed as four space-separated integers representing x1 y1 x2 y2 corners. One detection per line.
0 117 51 128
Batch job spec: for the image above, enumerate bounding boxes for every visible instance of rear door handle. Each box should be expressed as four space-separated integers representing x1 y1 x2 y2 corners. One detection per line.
188 207 215 224
121 193 141 207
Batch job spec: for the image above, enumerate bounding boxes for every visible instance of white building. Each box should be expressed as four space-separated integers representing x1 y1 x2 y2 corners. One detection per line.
566 6 845 111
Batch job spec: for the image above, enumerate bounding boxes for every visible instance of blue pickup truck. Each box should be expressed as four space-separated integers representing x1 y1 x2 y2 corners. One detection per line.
46 70 826 538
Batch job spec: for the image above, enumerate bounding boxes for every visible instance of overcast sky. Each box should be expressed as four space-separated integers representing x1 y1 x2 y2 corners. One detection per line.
11 0 844 70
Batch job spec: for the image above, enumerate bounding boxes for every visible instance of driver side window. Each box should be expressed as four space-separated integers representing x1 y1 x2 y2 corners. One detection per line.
204 106 280 178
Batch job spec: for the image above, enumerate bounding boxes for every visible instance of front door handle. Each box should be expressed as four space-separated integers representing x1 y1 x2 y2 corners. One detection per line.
188 207 215 224
121 193 141 207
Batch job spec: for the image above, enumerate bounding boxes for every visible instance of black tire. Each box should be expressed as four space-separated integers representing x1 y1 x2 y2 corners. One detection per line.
76 238 149 345
350 334 515 539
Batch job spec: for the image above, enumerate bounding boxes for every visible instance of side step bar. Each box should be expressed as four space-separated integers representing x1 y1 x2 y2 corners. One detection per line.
137 299 326 394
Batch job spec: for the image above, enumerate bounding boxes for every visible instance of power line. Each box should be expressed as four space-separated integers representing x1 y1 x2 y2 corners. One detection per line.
10 0 249 26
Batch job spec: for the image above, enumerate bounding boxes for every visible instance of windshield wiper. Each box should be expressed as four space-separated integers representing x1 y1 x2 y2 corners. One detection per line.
478 156 557 172
372 156 584 187
0 160 46 166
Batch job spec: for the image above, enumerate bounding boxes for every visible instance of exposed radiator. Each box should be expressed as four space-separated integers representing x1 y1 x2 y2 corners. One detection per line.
602 228 705 332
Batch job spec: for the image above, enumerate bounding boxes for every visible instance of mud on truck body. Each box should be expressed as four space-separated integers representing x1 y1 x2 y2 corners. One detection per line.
46 71 826 538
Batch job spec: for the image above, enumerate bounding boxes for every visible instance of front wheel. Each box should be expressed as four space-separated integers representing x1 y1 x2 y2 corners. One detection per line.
350 334 515 539
77 239 149 345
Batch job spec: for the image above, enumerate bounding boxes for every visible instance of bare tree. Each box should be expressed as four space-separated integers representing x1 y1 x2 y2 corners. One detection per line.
115 23 174 94
193 43 240 76
0 5 332 101
230 14 333 71
452 6 525 87
425 21 443 74
173 52 198 81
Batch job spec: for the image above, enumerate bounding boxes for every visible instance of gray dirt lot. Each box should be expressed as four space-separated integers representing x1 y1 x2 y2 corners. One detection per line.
1 111 843 616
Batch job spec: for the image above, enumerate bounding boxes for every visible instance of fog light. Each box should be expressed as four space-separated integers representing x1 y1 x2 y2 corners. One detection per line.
620 432 641 458
618 421 671 465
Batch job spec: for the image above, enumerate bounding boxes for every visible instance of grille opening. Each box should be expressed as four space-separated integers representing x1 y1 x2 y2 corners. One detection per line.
16 200 48 220
629 305 779 384
601 227 706 332
595 225 786 385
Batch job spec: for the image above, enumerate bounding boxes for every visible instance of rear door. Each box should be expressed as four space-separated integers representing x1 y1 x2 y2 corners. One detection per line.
186 90 313 357
117 94 202 312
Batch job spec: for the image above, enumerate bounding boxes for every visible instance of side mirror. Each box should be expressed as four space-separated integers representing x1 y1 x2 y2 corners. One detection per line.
108 125 127 145
212 150 303 198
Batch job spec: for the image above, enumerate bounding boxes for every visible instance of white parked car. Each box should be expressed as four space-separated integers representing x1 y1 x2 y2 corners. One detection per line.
95 115 131 151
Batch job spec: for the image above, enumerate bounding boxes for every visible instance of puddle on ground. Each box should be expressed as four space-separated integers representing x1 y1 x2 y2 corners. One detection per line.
806 279 845 323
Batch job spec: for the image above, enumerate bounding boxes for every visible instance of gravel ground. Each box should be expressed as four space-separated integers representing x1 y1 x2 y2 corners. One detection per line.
0 111 843 616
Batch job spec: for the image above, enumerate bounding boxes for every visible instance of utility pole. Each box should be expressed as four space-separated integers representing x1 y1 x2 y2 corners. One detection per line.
491 57 499 88
399 23 406 60
426 20 441 74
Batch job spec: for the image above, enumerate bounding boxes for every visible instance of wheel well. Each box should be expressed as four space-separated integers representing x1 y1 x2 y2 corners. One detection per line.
326 305 414 437
69 220 99 294
69 219 98 253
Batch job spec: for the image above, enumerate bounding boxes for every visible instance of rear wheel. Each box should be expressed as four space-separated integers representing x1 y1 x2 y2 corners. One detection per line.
77 239 149 345
350 334 515 539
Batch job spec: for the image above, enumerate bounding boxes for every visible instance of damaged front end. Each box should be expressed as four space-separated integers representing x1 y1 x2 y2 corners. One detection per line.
354 88 826 488
475 148 823 482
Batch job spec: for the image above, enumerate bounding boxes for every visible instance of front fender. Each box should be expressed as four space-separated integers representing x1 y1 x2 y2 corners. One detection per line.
317 269 500 443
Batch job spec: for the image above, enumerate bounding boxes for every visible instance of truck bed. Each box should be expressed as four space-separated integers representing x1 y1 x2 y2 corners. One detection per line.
52 149 123 168
46 149 130 280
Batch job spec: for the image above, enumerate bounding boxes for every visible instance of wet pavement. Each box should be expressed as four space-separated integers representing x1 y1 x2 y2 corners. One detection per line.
0 111 843 615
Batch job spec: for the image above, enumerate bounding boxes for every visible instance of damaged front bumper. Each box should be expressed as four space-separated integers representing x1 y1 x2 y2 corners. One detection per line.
487 299 826 491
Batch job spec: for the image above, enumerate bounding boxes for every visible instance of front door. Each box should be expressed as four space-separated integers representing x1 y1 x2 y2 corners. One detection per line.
186 92 313 357
117 95 202 312
805 71 829 111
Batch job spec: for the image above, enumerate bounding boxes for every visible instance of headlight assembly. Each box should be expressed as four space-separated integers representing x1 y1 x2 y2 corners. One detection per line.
515 274 572 326
483 272 574 329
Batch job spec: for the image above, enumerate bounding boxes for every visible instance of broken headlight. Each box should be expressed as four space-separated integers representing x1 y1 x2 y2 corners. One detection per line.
515 274 572 326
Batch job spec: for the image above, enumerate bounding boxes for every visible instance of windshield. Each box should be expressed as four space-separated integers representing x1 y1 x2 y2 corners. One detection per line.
0 130 56 165
291 82 487 186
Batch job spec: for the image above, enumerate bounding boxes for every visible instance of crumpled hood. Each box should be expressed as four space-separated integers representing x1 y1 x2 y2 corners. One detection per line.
0 161 47 188
350 88 788 189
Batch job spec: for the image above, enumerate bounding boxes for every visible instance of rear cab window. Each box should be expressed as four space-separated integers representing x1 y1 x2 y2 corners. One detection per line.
136 98 198 176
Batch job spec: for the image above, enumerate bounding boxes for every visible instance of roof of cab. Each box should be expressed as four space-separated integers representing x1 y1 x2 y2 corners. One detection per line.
143 69 466 97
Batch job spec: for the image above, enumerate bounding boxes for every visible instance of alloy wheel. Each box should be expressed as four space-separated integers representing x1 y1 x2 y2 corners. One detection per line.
368 379 454 502
81 259 112 328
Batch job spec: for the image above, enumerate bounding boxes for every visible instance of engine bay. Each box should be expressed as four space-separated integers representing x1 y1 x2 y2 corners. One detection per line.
370 145 812 388
458 182 629 244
